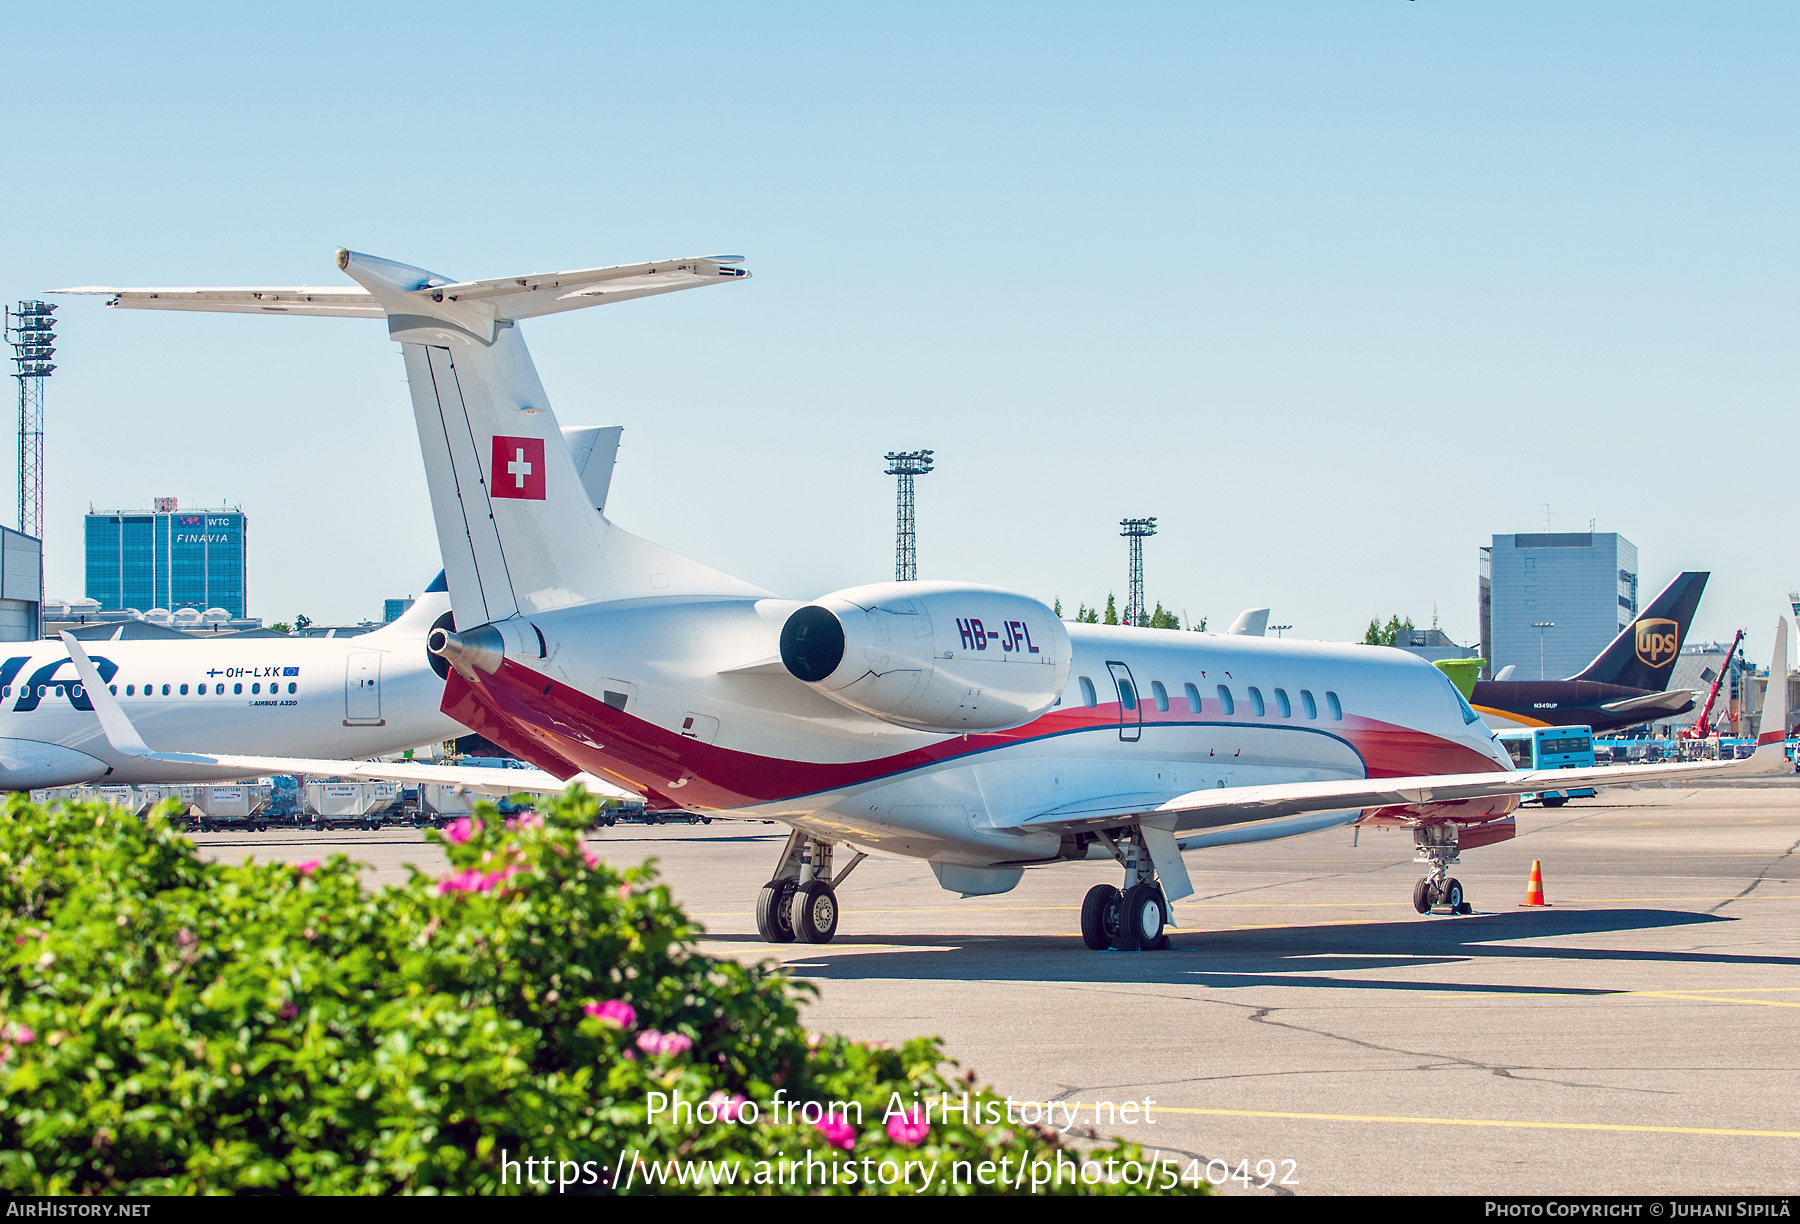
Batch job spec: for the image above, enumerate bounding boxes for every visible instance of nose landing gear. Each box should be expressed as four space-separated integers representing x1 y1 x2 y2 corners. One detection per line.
1413 825 1473 915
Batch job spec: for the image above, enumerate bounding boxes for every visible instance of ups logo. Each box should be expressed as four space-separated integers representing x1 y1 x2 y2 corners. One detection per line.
1635 618 1679 668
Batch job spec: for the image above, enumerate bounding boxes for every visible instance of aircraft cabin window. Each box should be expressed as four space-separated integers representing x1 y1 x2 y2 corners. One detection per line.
1247 687 1265 717
216 684 225 695
179 684 188 696
252 683 260 694
109 685 117 696
1118 679 1137 711
234 683 242 695
161 684 170 696
1326 691 1342 720
1274 688 1291 718
1216 685 1235 715
1151 680 1169 712
288 682 297 694
1301 689 1317 719
1184 682 1201 713
125 685 134 696
1078 676 1097 707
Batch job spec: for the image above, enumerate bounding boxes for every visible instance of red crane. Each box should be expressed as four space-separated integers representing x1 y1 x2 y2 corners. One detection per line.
1682 628 1744 740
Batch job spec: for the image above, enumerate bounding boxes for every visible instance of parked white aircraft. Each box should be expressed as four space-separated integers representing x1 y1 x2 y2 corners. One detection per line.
0 580 466 790
56 252 1792 952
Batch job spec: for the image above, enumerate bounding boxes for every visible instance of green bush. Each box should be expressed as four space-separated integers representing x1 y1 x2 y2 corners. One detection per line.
0 791 1194 1195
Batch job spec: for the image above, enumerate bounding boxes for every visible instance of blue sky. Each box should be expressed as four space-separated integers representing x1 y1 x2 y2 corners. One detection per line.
5 3 1795 664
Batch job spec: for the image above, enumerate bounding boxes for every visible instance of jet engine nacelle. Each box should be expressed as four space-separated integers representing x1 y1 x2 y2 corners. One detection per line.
779 581 1072 732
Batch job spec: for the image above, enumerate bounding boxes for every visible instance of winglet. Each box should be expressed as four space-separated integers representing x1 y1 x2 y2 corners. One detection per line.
59 632 153 757
1754 616 1790 761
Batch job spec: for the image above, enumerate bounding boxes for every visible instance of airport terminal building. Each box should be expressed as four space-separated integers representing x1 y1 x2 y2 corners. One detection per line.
84 502 248 619
1481 531 1637 681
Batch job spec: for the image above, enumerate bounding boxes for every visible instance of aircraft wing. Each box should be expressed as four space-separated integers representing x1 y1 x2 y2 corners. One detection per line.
1600 689 1702 716
58 633 635 802
1011 744 1784 835
50 285 382 318
1007 619 1790 835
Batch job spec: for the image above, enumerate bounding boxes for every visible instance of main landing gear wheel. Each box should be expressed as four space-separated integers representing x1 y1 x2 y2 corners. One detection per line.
1443 878 1465 912
793 880 839 944
755 880 797 943
1080 884 1122 950
1121 883 1166 951
1412 877 1432 914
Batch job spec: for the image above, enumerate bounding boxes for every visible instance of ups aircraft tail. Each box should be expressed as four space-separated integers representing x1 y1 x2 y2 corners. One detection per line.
57 250 766 629
1570 571 1708 690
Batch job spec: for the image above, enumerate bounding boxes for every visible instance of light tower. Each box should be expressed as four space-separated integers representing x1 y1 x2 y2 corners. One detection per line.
4 301 54 539
1531 621 1555 680
1119 517 1157 627
884 449 934 582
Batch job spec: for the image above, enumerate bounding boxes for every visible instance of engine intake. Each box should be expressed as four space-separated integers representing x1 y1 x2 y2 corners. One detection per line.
778 581 1070 732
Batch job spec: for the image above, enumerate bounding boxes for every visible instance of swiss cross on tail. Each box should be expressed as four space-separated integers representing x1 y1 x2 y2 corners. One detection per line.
490 436 547 500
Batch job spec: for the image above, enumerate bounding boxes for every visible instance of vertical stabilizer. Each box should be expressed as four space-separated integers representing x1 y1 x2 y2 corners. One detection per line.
334 250 767 626
54 249 765 629
1570 571 1708 690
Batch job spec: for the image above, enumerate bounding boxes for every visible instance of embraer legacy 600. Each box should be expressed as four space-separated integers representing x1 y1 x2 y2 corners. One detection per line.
54 253 1791 952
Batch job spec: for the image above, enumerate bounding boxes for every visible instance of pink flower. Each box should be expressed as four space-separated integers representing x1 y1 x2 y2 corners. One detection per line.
444 817 476 845
635 1030 693 1056
582 848 600 870
887 1106 929 1145
292 860 320 876
4 1023 35 1045
618 883 631 900
505 814 543 830
813 1116 857 1151
584 999 636 1028
707 1091 749 1123
437 868 487 895
278 1003 298 1021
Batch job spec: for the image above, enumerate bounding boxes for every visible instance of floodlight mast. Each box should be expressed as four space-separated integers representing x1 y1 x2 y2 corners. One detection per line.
884 449 934 582
1120 517 1157 627
4 301 54 540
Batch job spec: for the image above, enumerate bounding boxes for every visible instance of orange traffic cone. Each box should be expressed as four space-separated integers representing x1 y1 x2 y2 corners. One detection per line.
1520 859 1549 907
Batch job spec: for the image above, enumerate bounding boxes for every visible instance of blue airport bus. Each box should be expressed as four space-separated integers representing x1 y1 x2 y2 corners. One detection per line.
1497 726 1597 807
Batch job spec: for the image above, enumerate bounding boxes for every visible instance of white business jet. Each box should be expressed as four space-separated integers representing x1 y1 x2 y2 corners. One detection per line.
55 252 1791 952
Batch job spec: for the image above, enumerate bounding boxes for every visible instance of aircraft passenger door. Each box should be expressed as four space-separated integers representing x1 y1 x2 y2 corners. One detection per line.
1106 661 1142 742
345 652 383 726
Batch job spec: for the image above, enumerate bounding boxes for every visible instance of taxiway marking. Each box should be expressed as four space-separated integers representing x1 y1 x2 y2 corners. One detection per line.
1153 1107 1800 1139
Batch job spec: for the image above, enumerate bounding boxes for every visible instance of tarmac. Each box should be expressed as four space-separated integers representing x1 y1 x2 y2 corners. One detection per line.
192 784 1800 1196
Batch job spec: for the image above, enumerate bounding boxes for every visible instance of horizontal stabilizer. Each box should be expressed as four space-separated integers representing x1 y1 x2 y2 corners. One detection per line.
50 285 382 317
52 253 747 334
1600 689 1700 716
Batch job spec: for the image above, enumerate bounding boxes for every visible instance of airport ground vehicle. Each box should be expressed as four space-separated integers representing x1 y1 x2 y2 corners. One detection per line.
1497 727 1598 806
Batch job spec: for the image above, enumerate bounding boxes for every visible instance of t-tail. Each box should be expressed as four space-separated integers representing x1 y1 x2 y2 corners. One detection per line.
55 250 766 629
1569 571 1708 690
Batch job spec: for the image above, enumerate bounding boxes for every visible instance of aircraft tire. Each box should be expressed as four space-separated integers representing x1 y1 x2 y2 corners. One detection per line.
793 880 839 944
1121 883 1164 950
1080 885 1120 950
1412 877 1432 914
1444 878 1464 911
755 880 797 943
